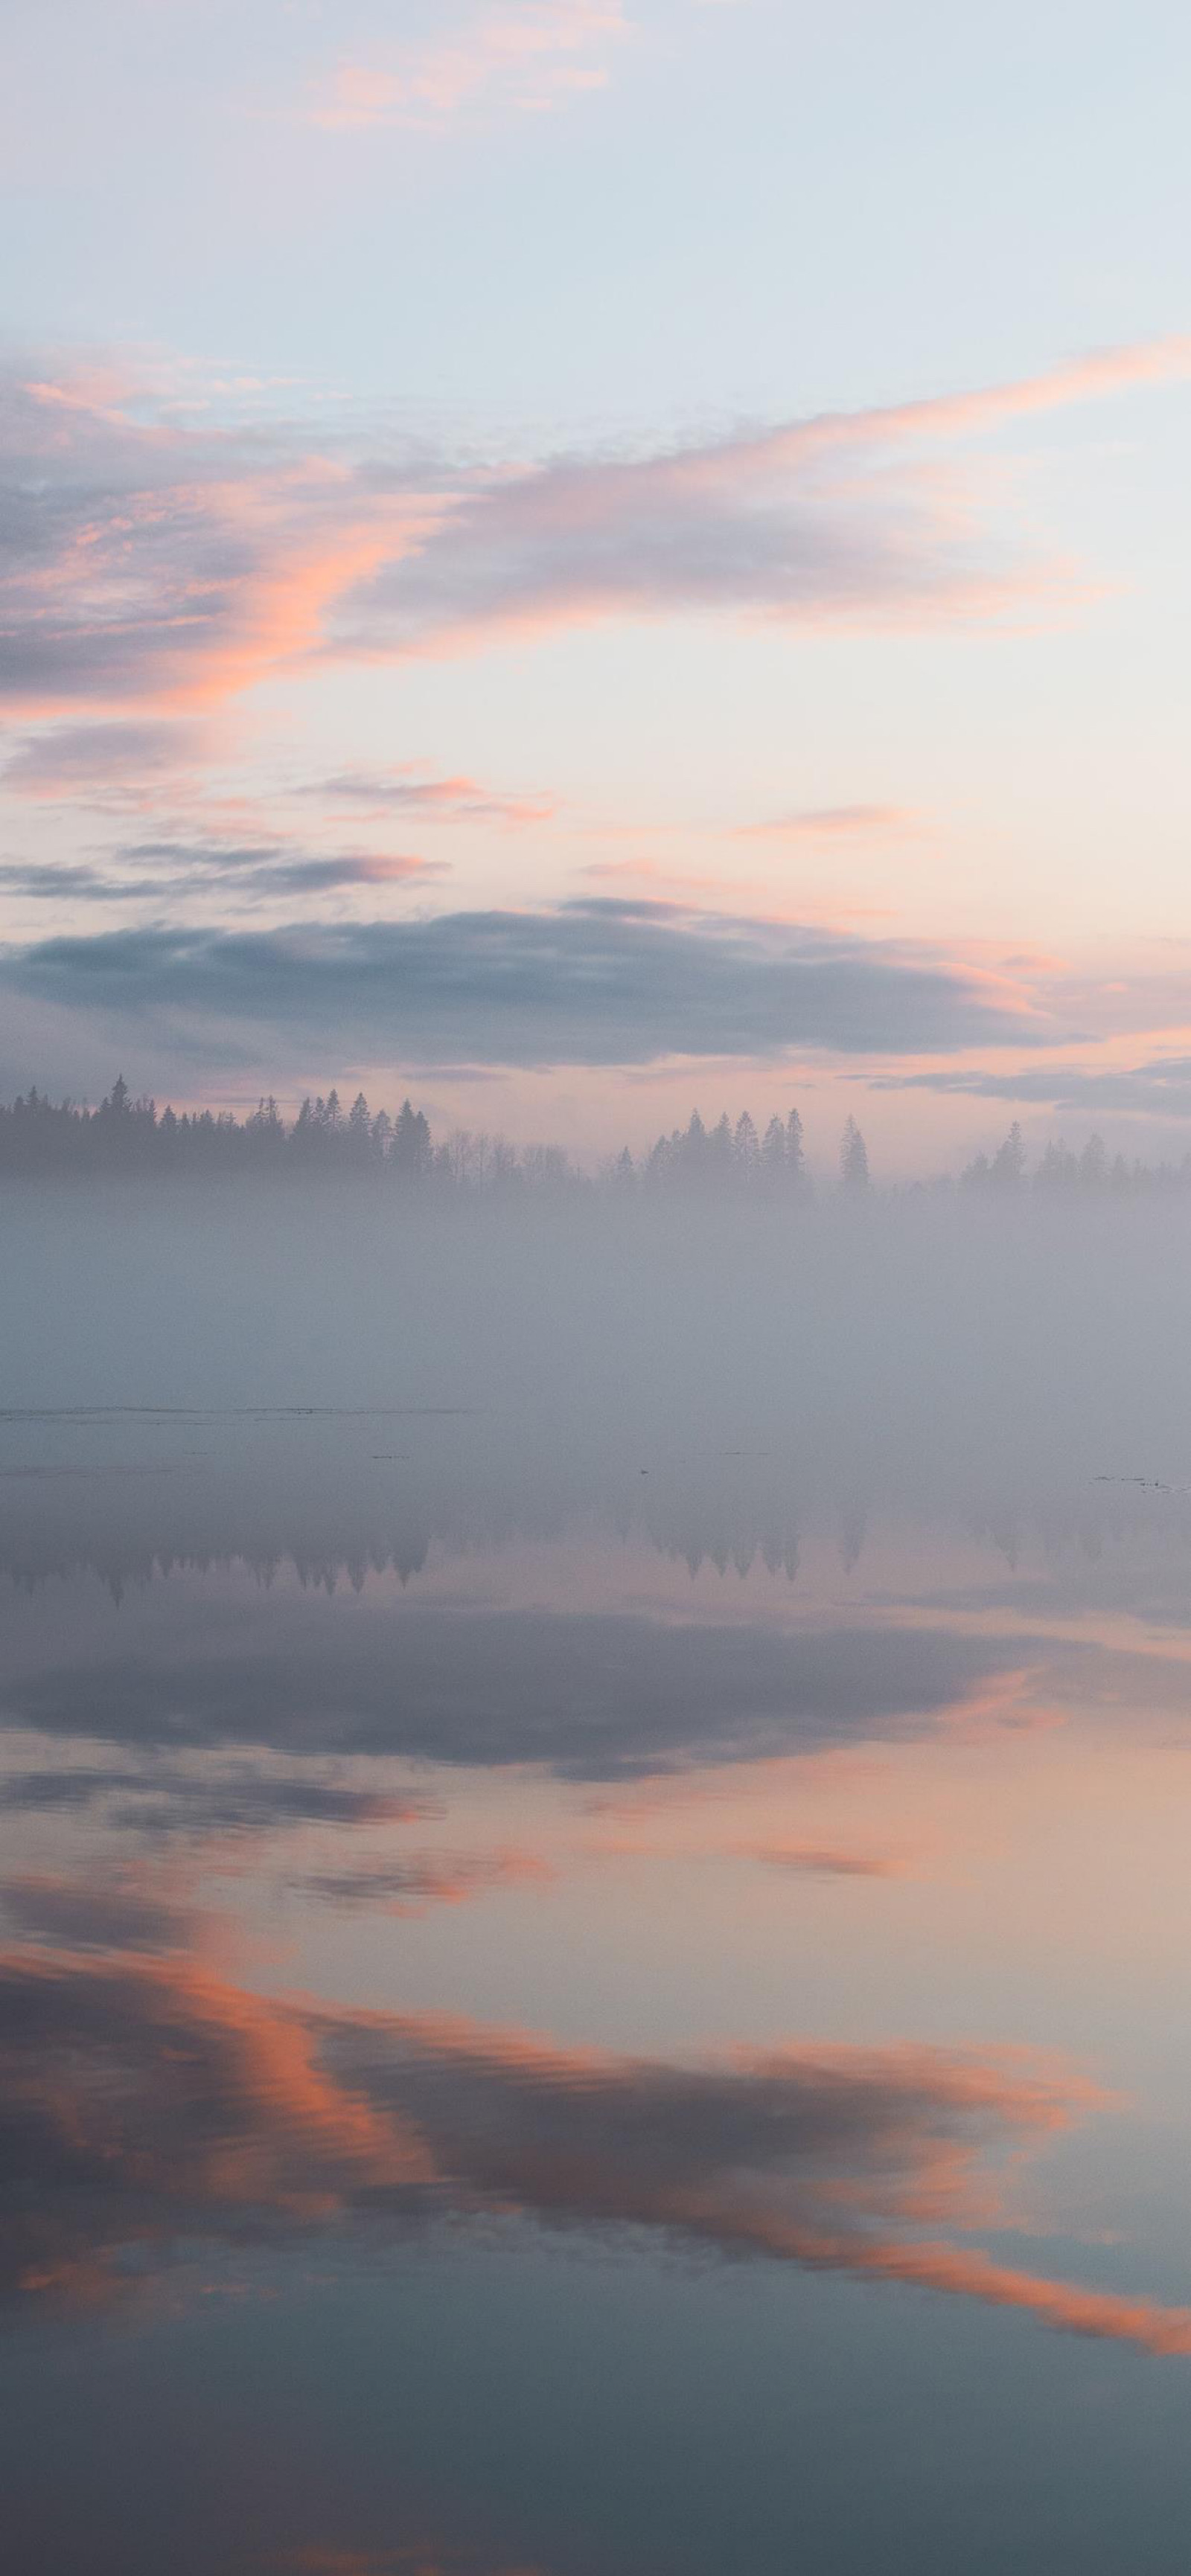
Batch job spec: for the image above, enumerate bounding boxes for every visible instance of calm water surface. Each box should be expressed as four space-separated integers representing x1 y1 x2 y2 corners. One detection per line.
1 1409 1190 2573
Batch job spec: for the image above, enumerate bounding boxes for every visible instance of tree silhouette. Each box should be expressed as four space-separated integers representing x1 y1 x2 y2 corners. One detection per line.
3 1078 1190 1206
1079 1132 1109 1188
991 1122 1026 1188
733 1111 759 1180
392 1100 432 1177
347 1092 372 1159
840 1117 870 1192
1035 1139 1079 1191
786 1107 807 1194
760 1116 786 1191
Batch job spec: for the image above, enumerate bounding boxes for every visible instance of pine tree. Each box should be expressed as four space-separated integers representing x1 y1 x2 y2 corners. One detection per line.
990 1122 1026 1188
733 1112 759 1182
761 1116 786 1191
1079 1133 1108 1188
709 1112 733 1184
785 1107 806 1194
348 1092 371 1160
840 1117 870 1192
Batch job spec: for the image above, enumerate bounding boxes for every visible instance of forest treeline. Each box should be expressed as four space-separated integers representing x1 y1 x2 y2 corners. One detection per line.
1 1080 1190 1198
0 1080 818 1190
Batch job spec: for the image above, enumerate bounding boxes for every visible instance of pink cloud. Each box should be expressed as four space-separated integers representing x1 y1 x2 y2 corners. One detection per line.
584 856 765 894
0 369 450 716
303 766 557 827
337 336 1191 659
300 4 628 135
735 804 927 842
4 336 1188 721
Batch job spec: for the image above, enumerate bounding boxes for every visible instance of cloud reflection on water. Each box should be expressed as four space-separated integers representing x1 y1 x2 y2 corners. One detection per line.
0 1606 1035 1778
1 1940 1187 2356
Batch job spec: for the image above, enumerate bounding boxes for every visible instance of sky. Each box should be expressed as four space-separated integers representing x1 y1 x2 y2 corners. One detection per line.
2 0 1190 1170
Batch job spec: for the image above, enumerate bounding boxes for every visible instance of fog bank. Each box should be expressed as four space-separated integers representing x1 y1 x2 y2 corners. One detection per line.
3 1185 1191 1509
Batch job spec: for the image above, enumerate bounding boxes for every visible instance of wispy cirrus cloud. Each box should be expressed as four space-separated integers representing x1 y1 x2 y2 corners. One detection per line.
294 1848 554 1914
0 366 444 717
259 853 445 897
298 2 629 135
0 862 132 903
336 336 1191 660
581 856 783 902
729 1836 915 1879
299 766 557 827
0 1760 430 1845
3 1944 1188 2354
0 719 209 800
121 839 446 898
4 339 1188 720
0 844 447 909
734 804 927 842
0 1871 200 1955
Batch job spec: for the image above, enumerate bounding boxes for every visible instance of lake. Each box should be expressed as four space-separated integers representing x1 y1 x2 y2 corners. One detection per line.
1 1403 1190 2574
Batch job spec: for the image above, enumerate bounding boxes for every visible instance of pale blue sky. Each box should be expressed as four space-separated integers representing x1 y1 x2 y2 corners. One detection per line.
6 1 1189 413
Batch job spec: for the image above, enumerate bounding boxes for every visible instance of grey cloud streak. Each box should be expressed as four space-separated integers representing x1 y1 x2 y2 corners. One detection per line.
300 767 556 826
0 1762 428 1843
0 900 1054 1070
0 1871 199 1955
0 863 131 902
1 720 208 796
0 846 444 909
117 843 447 900
875 1059 1191 1118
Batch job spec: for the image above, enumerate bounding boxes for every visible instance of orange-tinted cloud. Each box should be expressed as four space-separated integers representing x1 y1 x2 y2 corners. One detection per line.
0 1951 430 2304
6 336 1187 721
0 369 447 717
2 1945 1188 2355
796 333 1191 456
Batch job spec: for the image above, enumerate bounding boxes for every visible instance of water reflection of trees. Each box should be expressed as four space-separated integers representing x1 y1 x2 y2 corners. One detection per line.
2 1447 1189 1601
